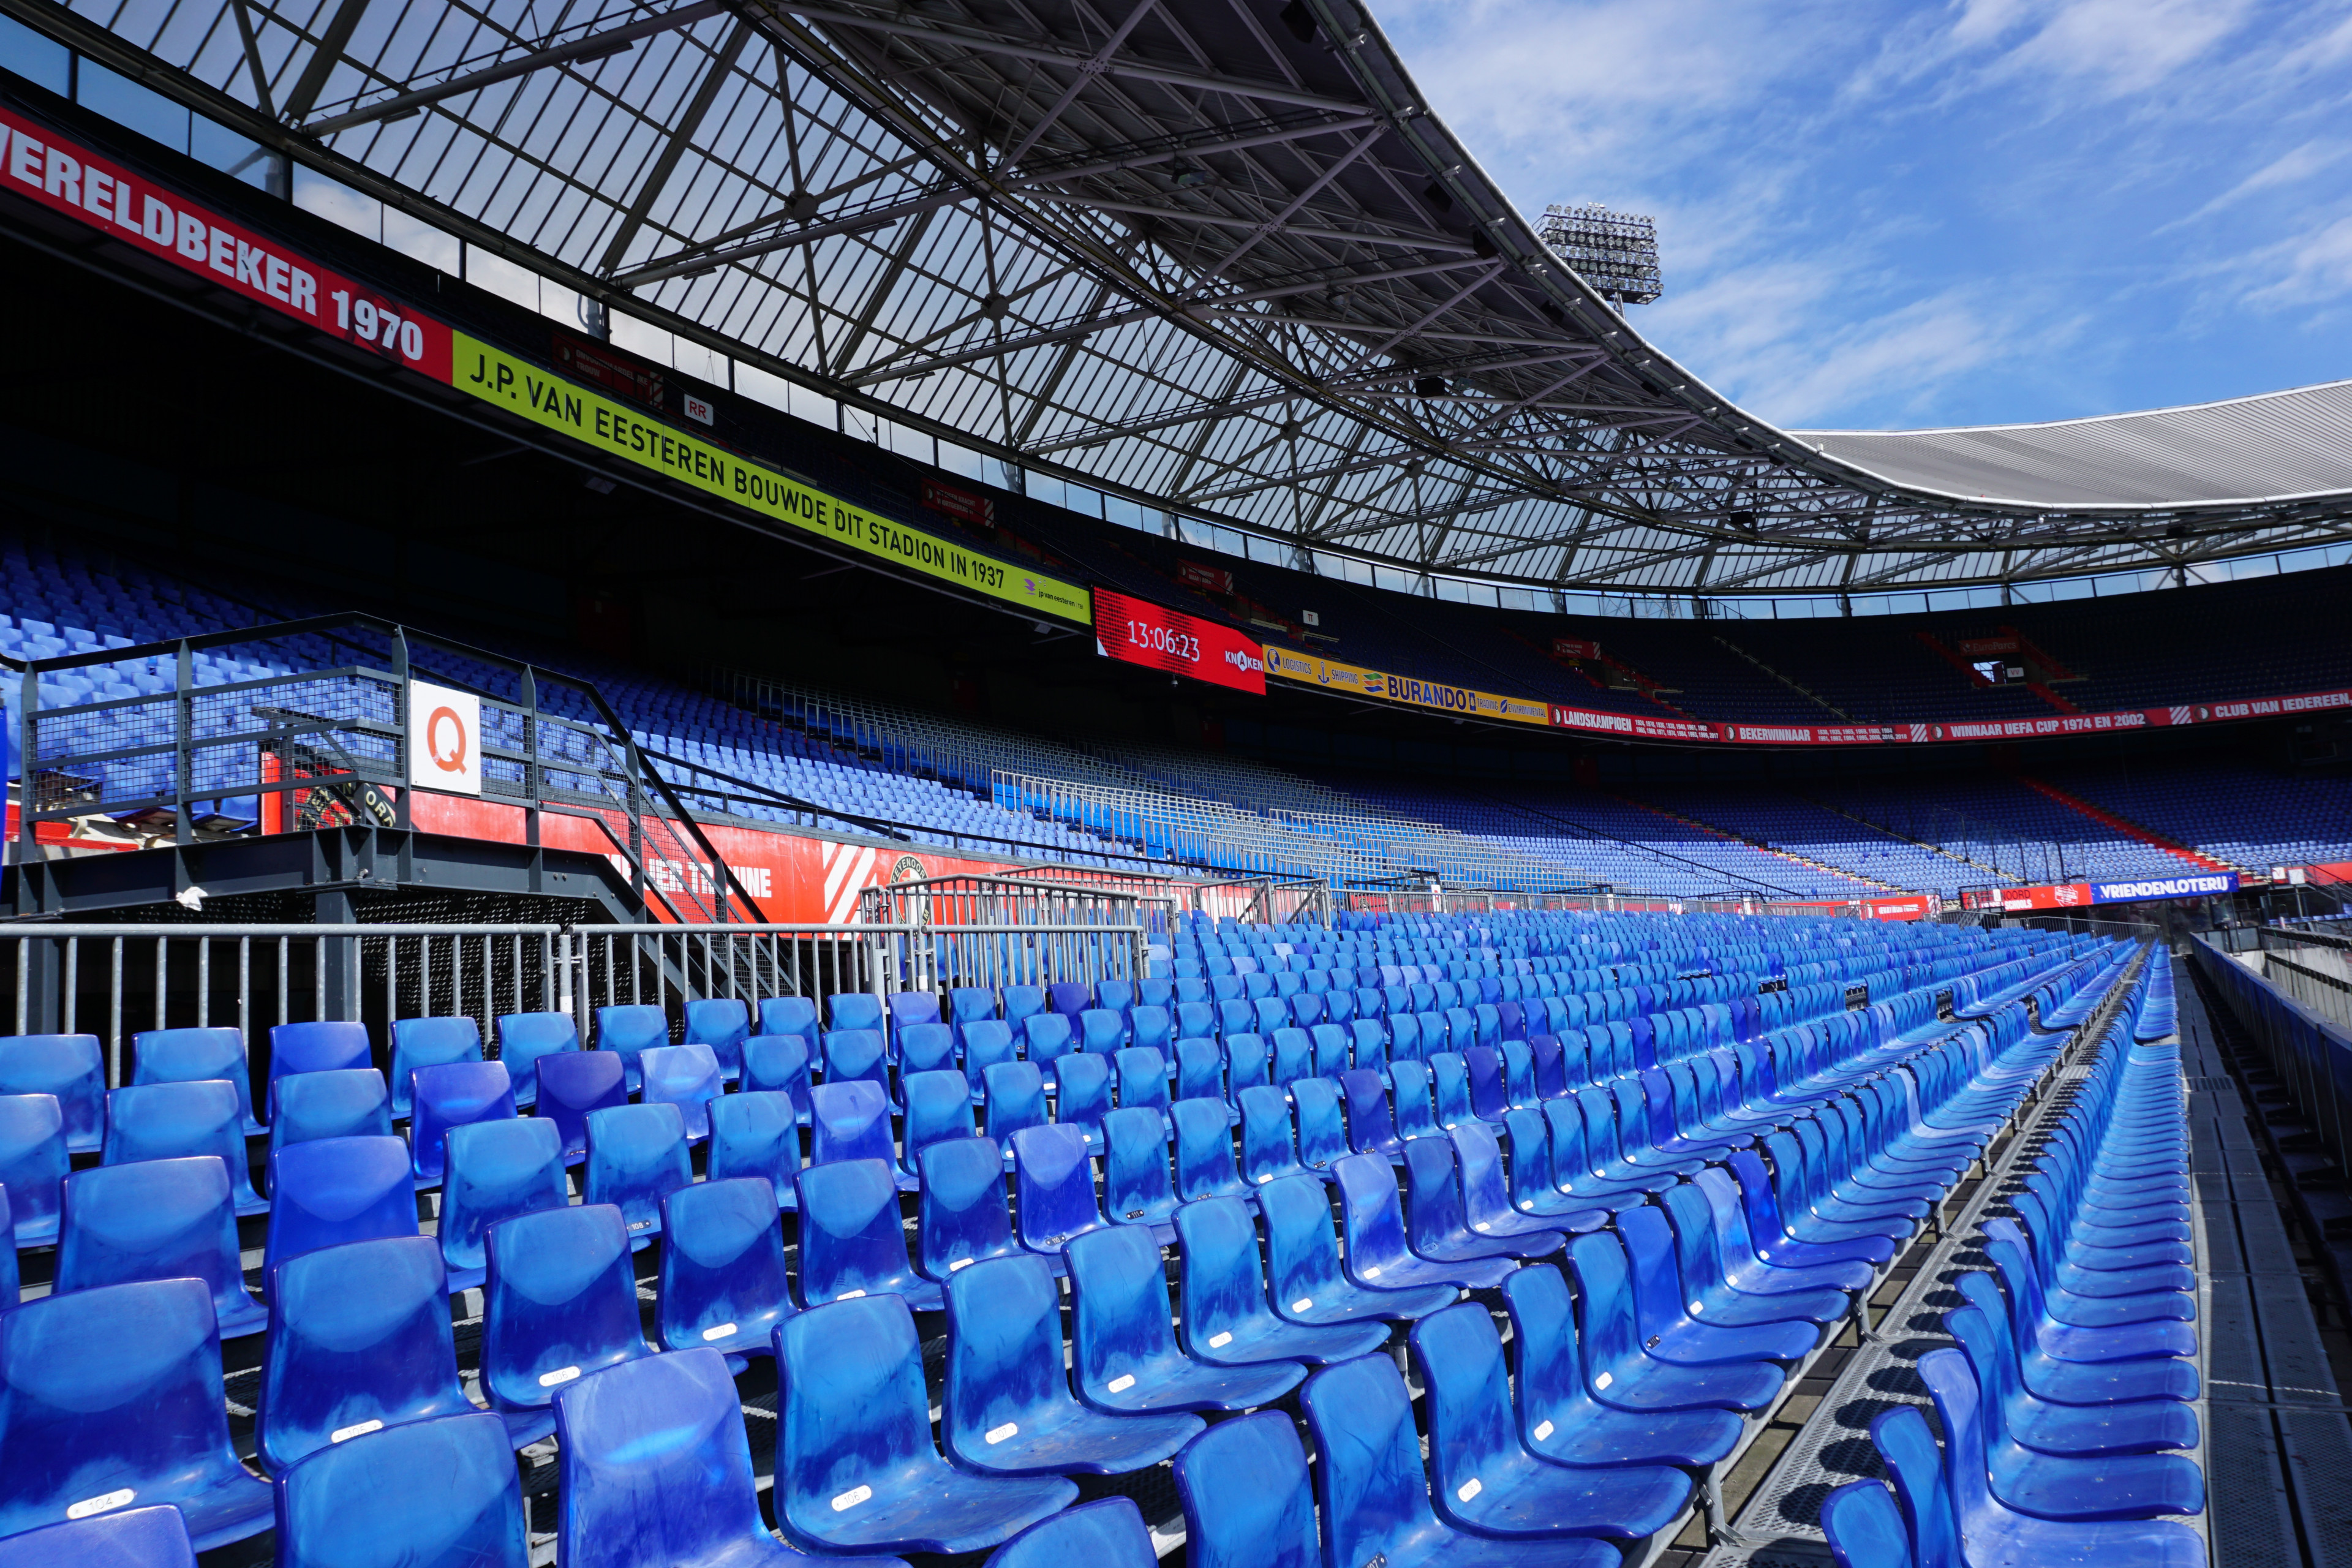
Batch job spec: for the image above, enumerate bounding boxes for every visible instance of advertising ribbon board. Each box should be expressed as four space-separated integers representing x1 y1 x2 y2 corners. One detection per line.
0 104 1087 626
1094 589 1265 693
451 335 1089 623
1262 647 1550 725
2090 872 2237 903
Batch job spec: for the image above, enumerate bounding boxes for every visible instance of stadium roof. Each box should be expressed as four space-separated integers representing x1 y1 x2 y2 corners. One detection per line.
26 0 2352 597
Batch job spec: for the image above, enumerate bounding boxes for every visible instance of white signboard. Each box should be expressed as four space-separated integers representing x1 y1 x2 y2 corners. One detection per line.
408 680 482 796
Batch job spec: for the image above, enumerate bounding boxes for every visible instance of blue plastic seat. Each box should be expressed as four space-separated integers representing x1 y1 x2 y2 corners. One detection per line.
962 1020 1017 1101
742 1034 815 1124
658 1176 794 1365
0 1092 68 1246
1001 986 1046 1034
263 1134 420 1282
583 1102 692 1243
0 1188 15 1303
0 1277 273 1548
492 1011 579 1108
437 1116 568 1291
1239 1083 1306 1186
1413 1301 1691 1540
758 994 821 1050
101 1079 268 1216
897 1023 957 1090
1562 1229 1782 1413
1066 1223 1305 1412
131 1025 260 1133
268 1021 373 1107
684 997 751 1084
1258 1169 1457 1325
984 1060 1049 1156
777 1295 1074 1555
821 1029 891 1100
386 1017 483 1120
1270 1027 1312 1087
1226 1032 1272 1096
557 1345 908 1568
1171 1095 1251 1202
943 1254 1201 1477
1819 1480 1912 1568
1020 1014 1074 1089
1113 1046 1169 1115
1341 1067 1405 1159
481 1203 655 1431
903 1068 977 1177
1401 1133 1567 1266
532 1049 627 1164
1101 1104 1178 1242
273 1411 528 1568
56 1156 267 1338
258 1235 520 1469
981 1498 1155 1568
409 1060 518 1185
0 1033 104 1153
1501 1264 1740 1469
918 1135 1023 1281
1175 1194 1389 1366
1010 1121 1109 1260
1170 1410 1319 1568
794 1157 943 1310
1292 1077 1349 1176
1620 1204 1820 1365
266 1068 392 1178
1175 1038 1226 1103
1945 1294 2198 1459
1300 1353 1614 1568
1052 1050 1112 1148
809 1079 918 1191
0 1506 196 1568
1954 1267 2196 1407
1336 1150 1518 1292
1077 1008 1125 1056
639 1043 724 1142
710 1090 804 1210
591 1004 669 1093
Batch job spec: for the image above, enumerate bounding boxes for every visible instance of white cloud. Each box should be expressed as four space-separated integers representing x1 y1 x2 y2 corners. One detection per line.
2243 214 2352 308
2169 138 2350 227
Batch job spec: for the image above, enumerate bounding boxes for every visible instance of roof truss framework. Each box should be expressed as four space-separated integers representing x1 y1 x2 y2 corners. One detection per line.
32 0 2352 596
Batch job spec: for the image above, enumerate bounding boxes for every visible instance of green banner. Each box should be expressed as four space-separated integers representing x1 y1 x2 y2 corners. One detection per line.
451 333 1091 623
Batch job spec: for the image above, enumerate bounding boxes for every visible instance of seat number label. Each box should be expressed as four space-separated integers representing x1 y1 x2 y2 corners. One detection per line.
67 1489 135 1520
1107 1374 1136 1393
831 1485 872 1512
986 1422 1019 1445
703 1323 737 1341
538 1365 582 1387
330 1419 385 1442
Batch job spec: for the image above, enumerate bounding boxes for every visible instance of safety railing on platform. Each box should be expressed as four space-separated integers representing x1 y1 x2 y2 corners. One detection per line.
855 871 1174 935
10 612 765 924
0 919 1145 1088
2193 933 2352 1184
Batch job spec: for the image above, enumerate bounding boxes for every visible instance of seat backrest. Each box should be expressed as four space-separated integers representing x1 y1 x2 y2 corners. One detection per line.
258 1234 471 1471
983 1060 1049 1145
270 1021 372 1086
793 1157 921 1303
1010 1122 1105 1252
529 1050 627 1161
707 1090 802 1208
1078 1008 1125 1055
1268 1028 1311 1086
582 1102 692 1238
1171 1410 1319 1568
58 1155 257 1335
1172 1194 1273 1349
1001 986 1046 1028
481 1203 652 1414
0 1034 103 1148
0 1277 243 1542
1298 1352 1446 1568
386 1017 483 1119
826 993 884 1035
1408 1300 1534 1506
1101 1106 1175 1229
741 1035 814 1124
983 1498 1158 1568
1174 1038 1224 1103
553 1347 769 1568
0 1506 197 1568
657 1176 793 1354
410 1060 518 1182
941 1251 1071 1466
820 1028 889 1094
1047 981 1094 1019
1870 1401 1963 1568
638 1044 723 1140
102 1079 259 1209
1066 1223 1178 1388
264 1134 420 1278
904 1068 978 1172
1129 1006 1172 1054
1112 1047 1169 1113
1237 1084 1298 1186
439 1116 567 1276
809 1078 894 1167
1170 1096 1244 1202
899 1022 957 1078
265 1069 391 1162
1820 1480 1916 1568
1053 1051 1112 1140
275 1410 527 1568
774 1295 940 1544
1292 1077 1346 1172
1224 1033 1270 1095
681 998 750 1077
918 1135 1016 1280
962 1020 1017 1089
756 995 820 1045
492 1011 579 1105
130 1025 254 1125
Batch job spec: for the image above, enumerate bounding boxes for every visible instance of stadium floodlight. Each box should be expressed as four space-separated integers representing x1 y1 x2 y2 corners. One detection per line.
1537 203 1662 306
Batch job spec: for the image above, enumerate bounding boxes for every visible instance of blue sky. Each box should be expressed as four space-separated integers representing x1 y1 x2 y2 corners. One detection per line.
1379 0 2352 431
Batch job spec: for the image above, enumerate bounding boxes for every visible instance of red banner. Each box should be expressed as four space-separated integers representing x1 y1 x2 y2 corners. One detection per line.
1956 636 2019 657
1999 883 2095 911
1096 589 1265 693
1178 560 1236 594
0 107 451 381
1553 638 1602 660
1860 895 1935 921
921 477 995 528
